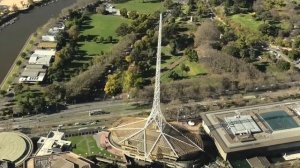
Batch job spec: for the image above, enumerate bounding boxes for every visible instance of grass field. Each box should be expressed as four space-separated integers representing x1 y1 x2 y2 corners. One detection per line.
79 14 130 55
67 135 113 157
230 14 263 33
160 45 207 82
115 0 164 14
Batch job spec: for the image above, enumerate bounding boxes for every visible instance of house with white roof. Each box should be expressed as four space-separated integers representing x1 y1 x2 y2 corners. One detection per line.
42 35 56 42
28 49 56 66
19 64 47 83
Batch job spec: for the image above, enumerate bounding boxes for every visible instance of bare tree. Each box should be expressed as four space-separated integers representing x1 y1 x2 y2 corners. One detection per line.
194 21 220 47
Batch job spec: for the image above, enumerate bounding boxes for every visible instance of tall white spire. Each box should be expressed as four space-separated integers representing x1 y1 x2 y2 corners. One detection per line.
145 13 165 129
109 14 203 161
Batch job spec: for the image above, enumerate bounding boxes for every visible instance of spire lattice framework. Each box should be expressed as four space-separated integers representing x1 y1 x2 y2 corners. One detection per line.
109 14 203 161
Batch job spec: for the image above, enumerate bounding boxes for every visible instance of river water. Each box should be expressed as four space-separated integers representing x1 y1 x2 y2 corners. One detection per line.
0 0 78 84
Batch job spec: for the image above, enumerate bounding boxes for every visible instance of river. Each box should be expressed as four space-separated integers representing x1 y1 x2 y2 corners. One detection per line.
0 0 79 85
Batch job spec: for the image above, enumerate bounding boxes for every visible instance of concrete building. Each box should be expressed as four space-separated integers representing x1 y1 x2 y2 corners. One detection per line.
24 152 97 168
41 35 56 42
28 49 56 66
19 64 47 83
201 103 300 160
37 42 57 50
48 22 65 35
0 160 14 168
0 132 33 167
35 131 71 156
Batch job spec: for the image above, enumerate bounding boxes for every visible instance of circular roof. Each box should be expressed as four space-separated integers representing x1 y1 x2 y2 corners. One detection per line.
0 132 33 166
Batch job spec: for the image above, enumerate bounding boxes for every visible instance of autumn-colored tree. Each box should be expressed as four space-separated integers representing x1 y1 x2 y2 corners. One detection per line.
104 74 121 95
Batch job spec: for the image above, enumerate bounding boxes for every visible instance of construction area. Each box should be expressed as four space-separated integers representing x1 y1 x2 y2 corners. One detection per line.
201 103 300 160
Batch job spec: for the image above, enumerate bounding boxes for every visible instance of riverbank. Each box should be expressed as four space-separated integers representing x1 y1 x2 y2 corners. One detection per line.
0 33 34 91
0 0 44 26
0 0 81 87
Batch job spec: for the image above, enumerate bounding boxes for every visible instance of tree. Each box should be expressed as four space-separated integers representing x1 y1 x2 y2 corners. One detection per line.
293 36 300 49
185 49 198 62
253 0 265 14
122 70 136 92
56 31 68 49
170 5 181 17
258 23 278 36
194 21 220 47
164 0 173 9
120 8 128 18
223 42 240 58
16 60 22 66
169 71 180 80
21 52 27 59
116 23 132 36
68 25 79 40
128 11 138 20
0 90 6 96
288 50 300 61
14 84 24 95
276 60 290 71
181 64 190 73
43 83 65 105
106 36 113 43
259 11 272 23
96 5 107 14
104 74 121 95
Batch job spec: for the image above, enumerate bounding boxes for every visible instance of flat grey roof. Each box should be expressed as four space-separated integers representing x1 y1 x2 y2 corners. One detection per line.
225 115 261 135
201 102 300 153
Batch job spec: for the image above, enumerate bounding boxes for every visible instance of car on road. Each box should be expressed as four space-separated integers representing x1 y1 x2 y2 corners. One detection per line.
78 127 88 131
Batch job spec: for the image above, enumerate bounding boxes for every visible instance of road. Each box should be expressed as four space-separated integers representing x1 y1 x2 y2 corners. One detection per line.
0 100 149 135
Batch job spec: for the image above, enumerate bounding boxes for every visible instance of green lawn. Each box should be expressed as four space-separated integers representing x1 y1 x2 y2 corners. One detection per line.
79 14 130 55
67 135 113 157
230 14 263 33
78 42 114 56
115 0 164 14
160 45 207 82
183 60 207 76
173 60 207 77
81 15 130 38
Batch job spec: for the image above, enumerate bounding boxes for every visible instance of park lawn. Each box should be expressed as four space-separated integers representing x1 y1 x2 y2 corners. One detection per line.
78 42 113 56
230 14 263 33
173 60 207 77
79 14 130 55
67 135 112 157
184 60 207 76
81 15 130 38
114 0 164 14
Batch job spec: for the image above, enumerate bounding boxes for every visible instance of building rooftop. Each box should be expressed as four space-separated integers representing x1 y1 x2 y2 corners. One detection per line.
24 152 95 168
110 117 203 161
19 65 47 83
41 35 56 42
0 132 33 167
37 42 57 49
225 115 261 135
201 103 300 157
35 131 71 156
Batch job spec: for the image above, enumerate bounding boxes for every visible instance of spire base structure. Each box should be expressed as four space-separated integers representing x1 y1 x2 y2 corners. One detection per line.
109 13 203 162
